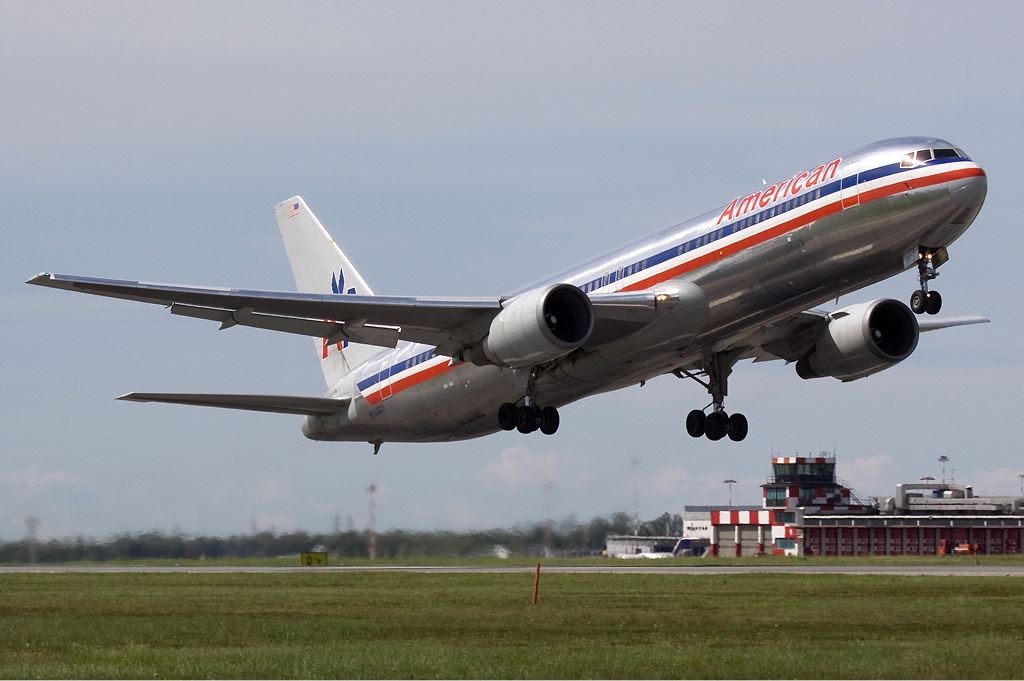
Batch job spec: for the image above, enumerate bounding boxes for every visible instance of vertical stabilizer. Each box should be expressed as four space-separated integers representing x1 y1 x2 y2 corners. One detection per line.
274 196 382 389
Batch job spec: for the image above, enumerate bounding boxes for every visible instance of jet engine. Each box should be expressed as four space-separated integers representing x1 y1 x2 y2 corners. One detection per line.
796 299 919 381
475 283 594 368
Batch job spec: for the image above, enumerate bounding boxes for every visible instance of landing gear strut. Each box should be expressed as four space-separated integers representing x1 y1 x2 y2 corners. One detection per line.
496 369 560 435
910 248 943 315
674 352 748 442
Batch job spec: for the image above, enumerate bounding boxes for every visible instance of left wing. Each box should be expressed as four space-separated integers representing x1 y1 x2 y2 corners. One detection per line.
27 272 505 353
117 392 349 416
27 272 663 359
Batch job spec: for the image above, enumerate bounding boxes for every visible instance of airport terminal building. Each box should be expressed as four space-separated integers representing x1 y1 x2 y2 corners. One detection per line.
683 455 1024 557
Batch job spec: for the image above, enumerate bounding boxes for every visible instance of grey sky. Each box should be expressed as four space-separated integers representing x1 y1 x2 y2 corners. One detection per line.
3 2 1022 539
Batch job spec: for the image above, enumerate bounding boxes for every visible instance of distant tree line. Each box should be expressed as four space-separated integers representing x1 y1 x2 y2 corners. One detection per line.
0 512 684 563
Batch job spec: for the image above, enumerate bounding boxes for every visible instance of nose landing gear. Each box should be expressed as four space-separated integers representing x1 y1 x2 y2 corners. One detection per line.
675 352 748 442
910 248 945 315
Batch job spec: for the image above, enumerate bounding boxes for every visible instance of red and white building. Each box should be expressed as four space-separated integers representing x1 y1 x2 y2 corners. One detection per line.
688 455 1024 557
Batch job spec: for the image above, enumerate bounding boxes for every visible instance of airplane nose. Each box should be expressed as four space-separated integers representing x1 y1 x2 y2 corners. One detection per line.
948 172 987 209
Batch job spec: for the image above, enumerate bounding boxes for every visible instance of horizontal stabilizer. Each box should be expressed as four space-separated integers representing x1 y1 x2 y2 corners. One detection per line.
117 392 349 416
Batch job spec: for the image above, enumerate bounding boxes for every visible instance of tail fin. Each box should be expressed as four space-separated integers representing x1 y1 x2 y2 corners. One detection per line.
274 196 382 389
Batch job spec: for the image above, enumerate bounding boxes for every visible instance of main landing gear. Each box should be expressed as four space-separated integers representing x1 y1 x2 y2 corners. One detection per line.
497 401 560 435
910 248 943 315
496 370 560 435
674 352 748 442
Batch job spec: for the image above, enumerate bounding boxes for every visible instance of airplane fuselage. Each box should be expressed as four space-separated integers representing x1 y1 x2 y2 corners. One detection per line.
301 137 986 443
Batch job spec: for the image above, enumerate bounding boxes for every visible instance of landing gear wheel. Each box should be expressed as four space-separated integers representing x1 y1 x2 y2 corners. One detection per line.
705 411 729 441
910 289 927 315
925 290 942 315
539 407 560 435
727 413 748 442
497 402 517 431
685 409 706 438
516 405 539 434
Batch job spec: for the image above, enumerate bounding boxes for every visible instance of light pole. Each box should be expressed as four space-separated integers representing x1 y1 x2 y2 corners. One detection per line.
938 455 949 484
1018 473 1024 498
723 479 737 508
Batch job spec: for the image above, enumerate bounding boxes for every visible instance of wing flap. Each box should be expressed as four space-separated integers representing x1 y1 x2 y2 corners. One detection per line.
170 304 401 348
117 392 349 416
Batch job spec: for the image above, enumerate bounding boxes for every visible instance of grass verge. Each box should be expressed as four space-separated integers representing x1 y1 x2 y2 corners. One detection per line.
2 572 1023 678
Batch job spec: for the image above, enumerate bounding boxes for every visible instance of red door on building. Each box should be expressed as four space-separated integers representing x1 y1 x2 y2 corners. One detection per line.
889 529 903 555
1007 529 1021 553
905 530 919 555
824 528 837 556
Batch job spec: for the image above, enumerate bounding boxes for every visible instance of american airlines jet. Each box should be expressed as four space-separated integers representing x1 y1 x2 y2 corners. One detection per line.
29 137 988 451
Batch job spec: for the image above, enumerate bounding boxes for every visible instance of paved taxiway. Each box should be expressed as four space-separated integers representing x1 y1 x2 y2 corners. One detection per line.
3 564 1023 576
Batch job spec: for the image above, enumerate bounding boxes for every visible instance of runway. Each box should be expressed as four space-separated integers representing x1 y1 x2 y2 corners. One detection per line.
3 563 1023 576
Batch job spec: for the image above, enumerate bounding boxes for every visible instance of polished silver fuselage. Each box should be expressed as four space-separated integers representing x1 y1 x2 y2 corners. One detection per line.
304 137 987 443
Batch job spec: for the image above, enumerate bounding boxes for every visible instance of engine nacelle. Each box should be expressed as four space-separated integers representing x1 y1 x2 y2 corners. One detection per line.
476 283 594 368
796 299 919 381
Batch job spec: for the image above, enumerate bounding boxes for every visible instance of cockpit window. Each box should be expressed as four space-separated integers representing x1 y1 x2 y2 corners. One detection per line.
900 147 968 169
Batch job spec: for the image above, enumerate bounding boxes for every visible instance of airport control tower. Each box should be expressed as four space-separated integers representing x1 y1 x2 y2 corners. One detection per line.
762 454 870 514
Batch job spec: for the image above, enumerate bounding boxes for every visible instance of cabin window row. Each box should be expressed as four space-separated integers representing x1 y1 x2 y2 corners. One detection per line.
578 188 824 293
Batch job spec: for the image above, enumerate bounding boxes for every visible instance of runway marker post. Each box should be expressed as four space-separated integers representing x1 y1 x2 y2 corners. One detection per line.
532 563 541 604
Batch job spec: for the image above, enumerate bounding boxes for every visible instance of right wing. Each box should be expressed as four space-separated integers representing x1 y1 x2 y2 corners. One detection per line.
732 308 990 365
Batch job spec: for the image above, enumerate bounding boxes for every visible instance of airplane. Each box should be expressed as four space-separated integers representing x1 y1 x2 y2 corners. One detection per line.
28 136 989 452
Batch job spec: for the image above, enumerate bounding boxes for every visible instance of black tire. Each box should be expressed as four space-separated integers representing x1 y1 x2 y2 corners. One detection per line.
497 402 517 431
540 407 560 435
685 409 706 438
925 290 942 315
727 413 748 442
910 289 926 314
516 405 539 434
705 411 728 441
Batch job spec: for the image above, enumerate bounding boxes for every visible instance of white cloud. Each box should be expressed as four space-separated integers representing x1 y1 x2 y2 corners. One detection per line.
963 468 1024 497
838 454 897 496
0 464 82 496
252 514 293 533
257 477 292 503
480 446 558 489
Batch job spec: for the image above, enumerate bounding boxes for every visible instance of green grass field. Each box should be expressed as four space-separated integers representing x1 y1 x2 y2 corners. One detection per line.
41 552 1024 567
2 571 1023 679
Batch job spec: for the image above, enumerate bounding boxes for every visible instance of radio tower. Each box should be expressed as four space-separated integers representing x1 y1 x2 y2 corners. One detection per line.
25 516 40 564
631 458 640 535
367 484 378 560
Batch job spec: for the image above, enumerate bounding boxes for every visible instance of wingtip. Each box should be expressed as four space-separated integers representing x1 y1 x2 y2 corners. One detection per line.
25 272 53 286
116 393 139 402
